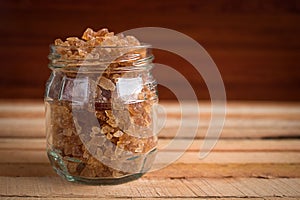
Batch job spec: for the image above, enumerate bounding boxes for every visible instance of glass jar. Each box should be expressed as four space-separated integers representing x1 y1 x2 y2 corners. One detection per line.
45 44 158 184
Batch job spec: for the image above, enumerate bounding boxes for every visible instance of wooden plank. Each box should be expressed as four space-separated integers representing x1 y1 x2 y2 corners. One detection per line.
235 178 281 197
0 163 55 177
161 118 300 129
0 118 45 138
0 138 45 150
0 177 196 198
172 152 300 164
183 178 244 197
148 163 300 179
279 179 300 196
1 149 299 164
1 138 300 167
1 120 300 139
0 100 44 118
157 139 300 152
268 179 300 197
225 178 260 197
0 101 299 139
0 150 48 163
158 128 300 139
0 177 299 198
1 101 300 117
163 101 300 115
1 125 299 139
1 117 300 139
247 178 287 197
2 138 300 152
1 163 299 178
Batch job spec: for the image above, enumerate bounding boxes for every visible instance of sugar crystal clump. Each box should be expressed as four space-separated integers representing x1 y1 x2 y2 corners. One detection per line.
54 28 143 62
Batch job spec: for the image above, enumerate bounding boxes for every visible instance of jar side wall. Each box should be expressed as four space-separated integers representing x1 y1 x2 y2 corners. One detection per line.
44 66 158 184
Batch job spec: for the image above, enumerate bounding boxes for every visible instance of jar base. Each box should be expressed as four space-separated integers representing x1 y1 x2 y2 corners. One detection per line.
47 150 145 185
54 167 144 185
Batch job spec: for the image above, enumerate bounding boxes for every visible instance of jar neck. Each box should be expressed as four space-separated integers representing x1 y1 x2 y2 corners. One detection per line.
48 44 154 73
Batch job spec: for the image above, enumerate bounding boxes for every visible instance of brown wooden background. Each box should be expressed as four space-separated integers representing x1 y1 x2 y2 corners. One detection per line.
0 0 300 101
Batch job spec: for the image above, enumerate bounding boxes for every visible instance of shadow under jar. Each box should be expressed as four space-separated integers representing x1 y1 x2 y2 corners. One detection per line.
45 44 158 185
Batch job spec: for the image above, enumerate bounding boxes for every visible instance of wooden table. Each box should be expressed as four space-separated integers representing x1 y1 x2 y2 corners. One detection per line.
0 100 299 199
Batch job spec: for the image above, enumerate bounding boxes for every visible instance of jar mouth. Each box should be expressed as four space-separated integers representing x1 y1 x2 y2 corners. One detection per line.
50 43 152 49
48 43 153 71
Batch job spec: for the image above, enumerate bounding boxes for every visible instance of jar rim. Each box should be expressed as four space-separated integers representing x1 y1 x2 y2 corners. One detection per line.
49 43 152 49
48 42 154 71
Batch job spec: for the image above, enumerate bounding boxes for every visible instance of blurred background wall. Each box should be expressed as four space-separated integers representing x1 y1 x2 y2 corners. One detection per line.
0 0 299 101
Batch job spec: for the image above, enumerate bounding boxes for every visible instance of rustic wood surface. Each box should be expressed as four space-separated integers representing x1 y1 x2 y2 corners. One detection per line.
0 100 299 199
0 0 300 101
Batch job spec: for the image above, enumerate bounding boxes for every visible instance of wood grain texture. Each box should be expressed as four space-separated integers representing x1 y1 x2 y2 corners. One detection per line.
0 100 299 139
1 163 300 178
1 198 300 200
1 138 300 178
0 177 299 198
2 138 300 152
0 100 300 198
0 0 299 100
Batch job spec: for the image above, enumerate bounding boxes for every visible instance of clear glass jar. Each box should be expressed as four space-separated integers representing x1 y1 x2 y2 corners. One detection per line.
45 44 158 184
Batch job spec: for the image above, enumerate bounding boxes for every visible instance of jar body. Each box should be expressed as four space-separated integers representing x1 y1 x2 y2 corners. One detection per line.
45 63 158 184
